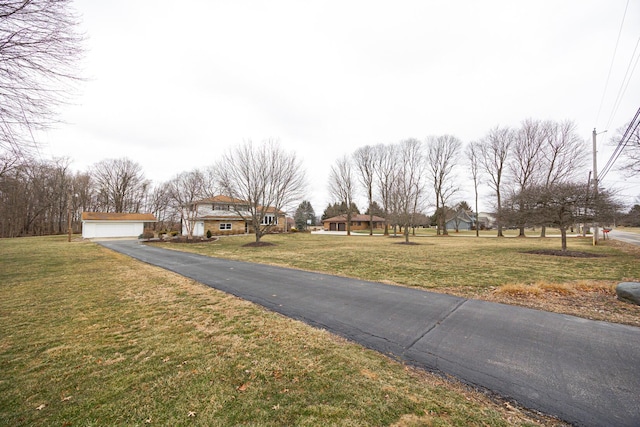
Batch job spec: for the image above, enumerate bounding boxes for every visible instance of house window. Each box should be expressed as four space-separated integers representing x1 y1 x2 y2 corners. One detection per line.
219 223 232 230
261 214 277 225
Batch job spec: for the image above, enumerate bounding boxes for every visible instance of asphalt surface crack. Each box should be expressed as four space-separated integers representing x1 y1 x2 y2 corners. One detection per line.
404 298 467 352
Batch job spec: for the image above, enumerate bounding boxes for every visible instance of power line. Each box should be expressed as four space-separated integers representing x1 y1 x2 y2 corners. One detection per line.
605 36 640 131
600 106 640 181
595 0 630 127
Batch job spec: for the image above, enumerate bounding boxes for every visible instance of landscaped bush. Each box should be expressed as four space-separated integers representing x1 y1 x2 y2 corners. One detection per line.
206 229 212 239
138 230 154 240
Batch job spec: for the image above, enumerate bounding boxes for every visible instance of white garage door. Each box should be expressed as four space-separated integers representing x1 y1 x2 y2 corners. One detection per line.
83 222 143 238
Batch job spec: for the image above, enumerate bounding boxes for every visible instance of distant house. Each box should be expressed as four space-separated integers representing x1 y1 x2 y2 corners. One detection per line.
81 212 157 239
182 195 287 237
445 210 473 231
477 212 495 230
323 214 386 232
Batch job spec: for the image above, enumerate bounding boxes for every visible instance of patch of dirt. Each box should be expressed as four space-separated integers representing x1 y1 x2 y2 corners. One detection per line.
242 241 276 248
523 249 607 258
394 241 420 246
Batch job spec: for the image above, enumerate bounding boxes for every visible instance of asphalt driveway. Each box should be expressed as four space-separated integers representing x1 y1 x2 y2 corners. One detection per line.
99 240 640 427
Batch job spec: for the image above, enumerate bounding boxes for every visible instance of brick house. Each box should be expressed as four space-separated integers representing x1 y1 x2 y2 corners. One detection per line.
322 214 386 231
182 195 287 237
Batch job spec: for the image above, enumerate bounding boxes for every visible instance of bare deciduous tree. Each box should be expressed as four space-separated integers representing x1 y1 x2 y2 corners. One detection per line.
353 145 376 235
0 0 83 157
91 158 149 213
374 143 397 235
509 119 547 237
466 141 481 237
395 138 426 243
426 135 462 236
612 118 640 176
167 169 206 240
479 126 513 237
217 140 306 243
328 155 356 236
506 182 619 251
538 119 586 236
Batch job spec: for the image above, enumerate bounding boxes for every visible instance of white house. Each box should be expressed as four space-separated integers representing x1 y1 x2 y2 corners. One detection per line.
81 212 157 239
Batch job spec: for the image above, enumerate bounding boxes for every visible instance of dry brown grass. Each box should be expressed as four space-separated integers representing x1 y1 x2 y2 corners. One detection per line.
1 236 567 426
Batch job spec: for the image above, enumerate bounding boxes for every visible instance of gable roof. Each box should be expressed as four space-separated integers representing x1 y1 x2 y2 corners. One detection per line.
196 195 247 204
195 195 285 215
81 212 157 222
323 214 386 223
445 210 473 223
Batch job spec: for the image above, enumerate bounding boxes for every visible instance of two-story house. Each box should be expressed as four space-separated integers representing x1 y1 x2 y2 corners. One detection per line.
182 195 287 237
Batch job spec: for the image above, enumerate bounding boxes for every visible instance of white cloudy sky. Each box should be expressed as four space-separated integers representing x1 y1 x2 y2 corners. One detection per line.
40 0 640 213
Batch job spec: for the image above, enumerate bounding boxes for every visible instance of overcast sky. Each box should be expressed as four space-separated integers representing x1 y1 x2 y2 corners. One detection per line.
40 0 640 213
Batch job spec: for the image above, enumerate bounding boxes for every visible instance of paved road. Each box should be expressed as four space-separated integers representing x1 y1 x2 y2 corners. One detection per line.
99 240 640 427
610 229 640 246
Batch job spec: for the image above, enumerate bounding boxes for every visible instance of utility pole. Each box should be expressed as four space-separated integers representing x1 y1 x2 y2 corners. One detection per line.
591 128 606 245
592 128 599 245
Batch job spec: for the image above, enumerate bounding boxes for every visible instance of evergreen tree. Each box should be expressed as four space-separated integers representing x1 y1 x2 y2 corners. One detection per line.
294 200 316 230
364 201 385 218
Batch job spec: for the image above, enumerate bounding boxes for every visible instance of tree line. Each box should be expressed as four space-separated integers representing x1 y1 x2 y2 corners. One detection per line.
326 118 623 248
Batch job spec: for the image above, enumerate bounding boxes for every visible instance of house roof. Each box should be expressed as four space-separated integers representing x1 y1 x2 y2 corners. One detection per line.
81 212 157 222
196 195 247 204
323 214 386 223
445 210 473 223
195 195 284 215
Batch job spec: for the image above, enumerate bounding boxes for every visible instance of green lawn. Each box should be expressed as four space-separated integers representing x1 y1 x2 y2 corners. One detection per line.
0 236 559 426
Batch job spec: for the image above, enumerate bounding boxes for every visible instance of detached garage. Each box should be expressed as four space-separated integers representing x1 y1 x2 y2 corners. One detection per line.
81 212 157 239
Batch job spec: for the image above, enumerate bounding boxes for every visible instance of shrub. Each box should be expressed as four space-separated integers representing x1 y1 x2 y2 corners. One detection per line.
206 229 212 239
139 230 154 240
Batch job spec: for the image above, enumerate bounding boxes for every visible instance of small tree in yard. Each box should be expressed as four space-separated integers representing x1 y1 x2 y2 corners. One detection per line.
328 155 356 236
166 169 206 241
216 140 306 243
508 182 619 251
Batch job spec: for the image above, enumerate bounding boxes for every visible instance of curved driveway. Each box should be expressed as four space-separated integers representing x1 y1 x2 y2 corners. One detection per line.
99 240 640 427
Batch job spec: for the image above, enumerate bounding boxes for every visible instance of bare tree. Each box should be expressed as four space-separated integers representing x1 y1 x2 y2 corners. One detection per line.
353 145 376 235
0 0 83 157
541 120 585 186
374 143 397 235
395 138 426 243
611 117 640 176
538 119 586 236
479 126 513 237
328 155 356 236
506 182 619 251
216 140 306 243
426 135 462 236
167 169 206 240
91 158 149 213
509 119 547 237
466 141 481 237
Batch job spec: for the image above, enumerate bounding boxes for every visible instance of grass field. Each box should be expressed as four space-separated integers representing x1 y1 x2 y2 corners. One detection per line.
0 236 563 426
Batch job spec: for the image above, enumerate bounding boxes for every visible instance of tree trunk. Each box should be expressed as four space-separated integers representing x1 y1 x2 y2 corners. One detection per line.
561 227 567 251
540 225 547 237
518 226 526 237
